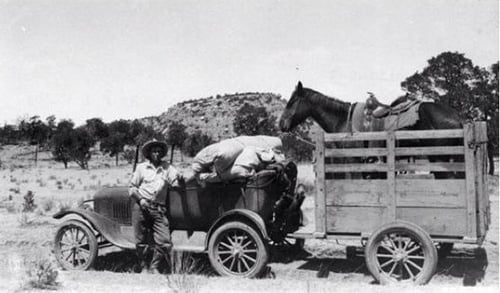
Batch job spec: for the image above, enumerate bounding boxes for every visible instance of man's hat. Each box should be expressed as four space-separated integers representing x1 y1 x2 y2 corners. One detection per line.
141 140 168 159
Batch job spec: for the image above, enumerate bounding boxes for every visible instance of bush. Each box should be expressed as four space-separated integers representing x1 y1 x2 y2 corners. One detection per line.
42 199 56 212
22 190 36 212
123 148 136 164
182 131 214 157
18 212 34 227
21 257 60 290
166 251 203 293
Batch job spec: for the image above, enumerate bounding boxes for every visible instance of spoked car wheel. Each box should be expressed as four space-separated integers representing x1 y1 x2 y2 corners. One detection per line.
365 221 437 285
54 220 98 270
208 222 268 278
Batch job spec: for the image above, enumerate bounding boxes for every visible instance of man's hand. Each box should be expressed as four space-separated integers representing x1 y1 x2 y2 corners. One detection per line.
139 198 149 210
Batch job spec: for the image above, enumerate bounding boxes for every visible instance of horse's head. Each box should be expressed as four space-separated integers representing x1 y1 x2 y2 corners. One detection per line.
279 81 311 132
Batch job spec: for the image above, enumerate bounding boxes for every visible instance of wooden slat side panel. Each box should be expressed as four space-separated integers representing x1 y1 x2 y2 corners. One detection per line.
464 124 477 238
313 125 326 236
325 164 388 172
325 148 388 157
326 180 389 206
395 129 464 139
396 146 465 156
325 128 463 142
325 132 387 142
395 162 465 172
396 208 467 236
326 206 387 234
396 179 466 208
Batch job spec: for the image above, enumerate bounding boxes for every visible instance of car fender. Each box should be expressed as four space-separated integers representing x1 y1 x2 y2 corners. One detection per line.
205 209 269 250
53 208 135 249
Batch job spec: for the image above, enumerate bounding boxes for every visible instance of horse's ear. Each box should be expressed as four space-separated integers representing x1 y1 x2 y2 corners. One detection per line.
296 81 303 93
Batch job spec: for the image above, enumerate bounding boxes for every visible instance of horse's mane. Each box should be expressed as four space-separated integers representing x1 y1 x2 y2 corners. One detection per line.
302 87 351 113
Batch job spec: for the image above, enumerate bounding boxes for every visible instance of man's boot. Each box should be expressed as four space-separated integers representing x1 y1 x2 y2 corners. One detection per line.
149 246 165 274
135 244 149 273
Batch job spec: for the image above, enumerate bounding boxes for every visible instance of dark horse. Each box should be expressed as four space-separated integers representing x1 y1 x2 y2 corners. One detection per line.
279 81 463 178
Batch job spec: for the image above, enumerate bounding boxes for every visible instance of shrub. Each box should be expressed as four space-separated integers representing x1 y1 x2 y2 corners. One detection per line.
123 148 136 164
18 212 34 227
22 190 36 212
9 187 20 194
182 131 214 157
166 251 203 293
21 256 60 290
42 199 56 212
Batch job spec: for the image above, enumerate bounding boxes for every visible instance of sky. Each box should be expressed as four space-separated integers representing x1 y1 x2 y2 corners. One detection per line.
0 0 498 125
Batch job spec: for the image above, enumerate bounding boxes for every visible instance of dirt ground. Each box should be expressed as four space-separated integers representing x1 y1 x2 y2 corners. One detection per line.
0 145 498 292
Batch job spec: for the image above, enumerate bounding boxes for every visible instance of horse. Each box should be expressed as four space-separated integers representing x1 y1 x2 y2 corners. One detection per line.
279 81 463 179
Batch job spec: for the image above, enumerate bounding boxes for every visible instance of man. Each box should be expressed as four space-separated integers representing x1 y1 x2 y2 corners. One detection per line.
129 140 181 273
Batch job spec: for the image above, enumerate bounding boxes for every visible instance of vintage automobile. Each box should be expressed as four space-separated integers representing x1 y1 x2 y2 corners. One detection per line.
53 162 304 277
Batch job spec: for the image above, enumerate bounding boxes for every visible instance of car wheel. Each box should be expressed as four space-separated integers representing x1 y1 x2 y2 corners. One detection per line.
208 221 268 278
54 220 98 270
365 221 438 285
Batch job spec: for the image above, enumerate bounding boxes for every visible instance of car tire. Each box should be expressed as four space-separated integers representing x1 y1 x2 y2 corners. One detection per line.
208 221 268 278
54 220 98 270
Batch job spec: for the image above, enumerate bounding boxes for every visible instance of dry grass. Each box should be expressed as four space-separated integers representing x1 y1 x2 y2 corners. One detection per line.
166 251 204 293
20 255 60 290
17 212 34 227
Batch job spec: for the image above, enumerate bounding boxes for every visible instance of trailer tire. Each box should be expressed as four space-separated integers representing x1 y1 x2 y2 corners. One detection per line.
365 221 438 285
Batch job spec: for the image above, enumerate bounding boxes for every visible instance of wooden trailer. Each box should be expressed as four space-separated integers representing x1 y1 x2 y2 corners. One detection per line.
290 121 489 285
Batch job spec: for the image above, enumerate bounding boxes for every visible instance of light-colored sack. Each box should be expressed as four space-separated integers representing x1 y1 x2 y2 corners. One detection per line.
192 135 284 182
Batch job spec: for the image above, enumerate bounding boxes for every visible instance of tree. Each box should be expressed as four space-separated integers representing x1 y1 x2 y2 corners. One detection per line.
166 121 188 161
401 52 499 174
45 115 57 143
0 124 17 145
280 123 314 162
85 118 109 141
70 126 95 170
100 120 132 166
233 103 278 136
401 52 481 120
20 116 50 165
51 120 75 168
478 62 499 174
182 131 214 157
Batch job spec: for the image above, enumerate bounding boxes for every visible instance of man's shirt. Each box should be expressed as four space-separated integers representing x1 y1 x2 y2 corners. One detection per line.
129 160 180 202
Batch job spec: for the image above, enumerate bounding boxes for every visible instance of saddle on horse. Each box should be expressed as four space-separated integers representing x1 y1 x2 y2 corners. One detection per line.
365 92 418 119
350 93 424 132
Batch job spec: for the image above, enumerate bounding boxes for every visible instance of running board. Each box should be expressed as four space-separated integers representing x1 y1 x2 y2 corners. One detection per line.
172 245 206 253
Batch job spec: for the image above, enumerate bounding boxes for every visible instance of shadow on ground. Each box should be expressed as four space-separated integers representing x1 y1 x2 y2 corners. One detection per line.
92 245 487 285
93 250 214 275
270 245 488 285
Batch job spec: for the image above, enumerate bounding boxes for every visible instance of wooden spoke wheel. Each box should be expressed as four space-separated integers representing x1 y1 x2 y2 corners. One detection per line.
208 222 268 278
365 221 437 285
54 220 97 270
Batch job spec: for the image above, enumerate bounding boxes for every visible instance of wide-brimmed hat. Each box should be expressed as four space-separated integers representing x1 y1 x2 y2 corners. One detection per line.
141 140 168 159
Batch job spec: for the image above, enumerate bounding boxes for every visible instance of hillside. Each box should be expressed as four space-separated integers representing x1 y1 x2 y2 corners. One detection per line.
141 92 287 140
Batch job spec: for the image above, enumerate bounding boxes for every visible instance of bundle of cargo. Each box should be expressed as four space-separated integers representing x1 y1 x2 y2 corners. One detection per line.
191 135 285 183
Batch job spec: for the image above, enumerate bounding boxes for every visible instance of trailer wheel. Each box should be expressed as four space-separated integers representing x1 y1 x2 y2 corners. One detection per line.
208 221 268 278
54 220 98 270
365 221 437 285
